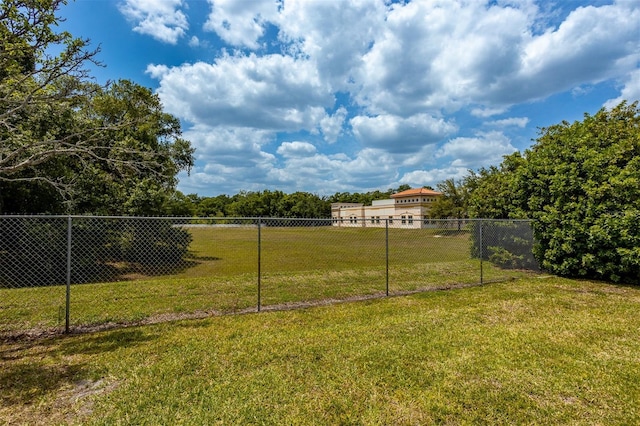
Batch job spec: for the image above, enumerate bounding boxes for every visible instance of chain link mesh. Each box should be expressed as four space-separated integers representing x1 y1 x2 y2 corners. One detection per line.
0 216 540 336
261 218 387 306
0 216 68 334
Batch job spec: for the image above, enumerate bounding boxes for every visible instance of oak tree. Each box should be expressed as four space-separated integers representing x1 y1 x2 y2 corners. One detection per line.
0 0 193 214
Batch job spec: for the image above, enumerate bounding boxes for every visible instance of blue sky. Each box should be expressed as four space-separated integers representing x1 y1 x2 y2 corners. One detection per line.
58 0 640 197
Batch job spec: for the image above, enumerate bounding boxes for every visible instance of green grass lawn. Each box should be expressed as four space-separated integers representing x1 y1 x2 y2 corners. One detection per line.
1 226 530 333
2 277 639 425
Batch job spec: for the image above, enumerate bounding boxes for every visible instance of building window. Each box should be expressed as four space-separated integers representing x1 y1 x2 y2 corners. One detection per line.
408 215 413 225
401 215 406 224
371 216 375 224
388 216 393 224
376 216 380 224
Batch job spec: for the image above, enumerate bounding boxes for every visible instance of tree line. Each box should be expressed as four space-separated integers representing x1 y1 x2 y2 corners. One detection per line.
164 186 415 218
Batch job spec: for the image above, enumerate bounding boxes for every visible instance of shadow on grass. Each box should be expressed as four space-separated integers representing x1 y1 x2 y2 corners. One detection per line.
112 253 222 278
0 330 158 417
75 257 209 282
0 362 86 406
189 255 221 262
0 254 224 289
59 328 158 355
0 328 158 408
85 253 222 281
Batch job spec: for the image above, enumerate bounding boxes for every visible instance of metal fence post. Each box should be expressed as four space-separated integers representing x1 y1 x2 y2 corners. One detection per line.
479 220 484 285
257 217 261 312
65 216 72 333
385 218 389 296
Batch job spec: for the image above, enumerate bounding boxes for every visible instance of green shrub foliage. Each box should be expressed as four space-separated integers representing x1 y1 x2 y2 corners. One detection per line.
469 101 639 283
520 102 640 283
470 221 540 271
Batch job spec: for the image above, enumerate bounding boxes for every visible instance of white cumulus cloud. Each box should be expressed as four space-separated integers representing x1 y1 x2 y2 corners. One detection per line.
605 68 640 109
204 0 280 49
119 0 188 44
485 117 530 128
350 114 457 153
147 53 333 131
277 141 317 158
320 107 348 143
138 0 639 195
437 131 517 169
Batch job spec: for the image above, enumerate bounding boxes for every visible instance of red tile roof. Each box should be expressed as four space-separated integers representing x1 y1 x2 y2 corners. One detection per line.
391 188 442 198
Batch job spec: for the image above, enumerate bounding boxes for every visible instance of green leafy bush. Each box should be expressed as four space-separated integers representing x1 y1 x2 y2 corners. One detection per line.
521 102 640 283
470 221 539 271
467 102 639 283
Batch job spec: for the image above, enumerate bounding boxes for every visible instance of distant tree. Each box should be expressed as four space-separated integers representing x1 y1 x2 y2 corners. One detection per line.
223 190 329 218
226 190 281 217
165 191 197 217
277 192 330 218
429 179 469 226
197 194 232 217
328 188 396 205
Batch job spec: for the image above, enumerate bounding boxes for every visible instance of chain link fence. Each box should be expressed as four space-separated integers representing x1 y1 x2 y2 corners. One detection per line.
0 216 540 337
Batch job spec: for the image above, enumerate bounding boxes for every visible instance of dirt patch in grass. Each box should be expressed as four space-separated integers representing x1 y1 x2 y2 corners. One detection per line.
58 379 120 423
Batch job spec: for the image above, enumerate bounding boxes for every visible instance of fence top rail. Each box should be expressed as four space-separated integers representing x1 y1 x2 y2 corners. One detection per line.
0 214 533 222
0 215 326 220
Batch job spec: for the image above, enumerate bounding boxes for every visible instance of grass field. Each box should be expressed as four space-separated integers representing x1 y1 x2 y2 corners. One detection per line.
1 225 530 333
2 277 639 425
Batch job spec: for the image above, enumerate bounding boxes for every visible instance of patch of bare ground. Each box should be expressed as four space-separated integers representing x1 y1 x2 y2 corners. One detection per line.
60 378 120 424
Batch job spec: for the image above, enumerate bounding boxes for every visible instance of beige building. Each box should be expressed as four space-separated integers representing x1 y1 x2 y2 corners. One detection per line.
331 188 443 228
